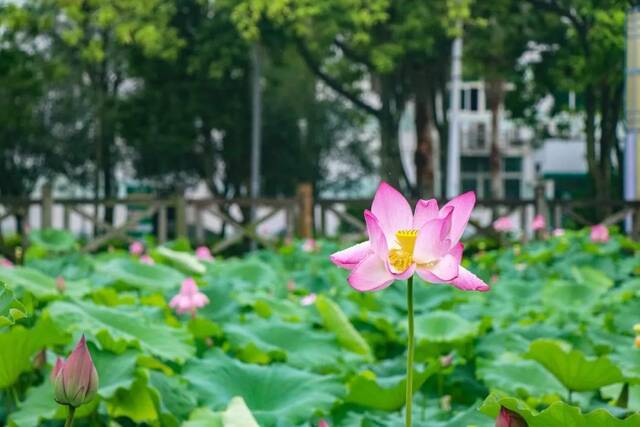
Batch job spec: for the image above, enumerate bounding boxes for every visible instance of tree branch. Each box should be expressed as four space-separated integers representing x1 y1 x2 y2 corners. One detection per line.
296 39 380 117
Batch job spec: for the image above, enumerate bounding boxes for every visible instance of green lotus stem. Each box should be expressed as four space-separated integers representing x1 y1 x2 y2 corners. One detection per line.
405 275 414 427
64 406 76 427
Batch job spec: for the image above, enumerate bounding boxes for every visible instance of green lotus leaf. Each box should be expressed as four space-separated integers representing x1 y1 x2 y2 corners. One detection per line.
225 318 343 370
345 358 439 411
0 282 26 326
47 300 194 362
106 377 158 423
542 279 606 314
477 358 565 398
96 258 184 292
315 294 373 359
184 398 259 427
480 392 640 426
29 228 77 252
414 310 479 344
526 339 625 391
0 266 60 299
183 349 344 426
0 316 68 388
154 246 206 275
90 345 139 399
147 370 198 425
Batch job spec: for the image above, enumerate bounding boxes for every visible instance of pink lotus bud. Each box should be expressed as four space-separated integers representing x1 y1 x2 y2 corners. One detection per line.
301 293 317 306
169 278 210 316
129 241 144 256
496 406 527 427
0 258 14 268
140 255 155 265
318 420 329 427
51 336 99 408
195 246 214 261
56 276 66 293
302 239 317 253
287 280 296 291
439 353 454 367
552 228 565 237
590 224 609 243
531 215 545 231
493 216 514 232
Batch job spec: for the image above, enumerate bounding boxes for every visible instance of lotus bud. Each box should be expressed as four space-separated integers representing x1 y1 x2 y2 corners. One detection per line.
129 241 144 256
195 246 214 261
56 276 66 294
318 420 329 427
301 293 317 306
33 349 47 369
496 406 527 427
52 336 99 408
439 353 454 368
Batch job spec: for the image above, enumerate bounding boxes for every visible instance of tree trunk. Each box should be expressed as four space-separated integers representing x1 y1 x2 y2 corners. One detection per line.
378 76 404 190
585 84 604 200
485 80 505 199
414 75 436 198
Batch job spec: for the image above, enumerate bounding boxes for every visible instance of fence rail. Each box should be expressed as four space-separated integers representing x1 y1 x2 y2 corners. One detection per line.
1 184 639 253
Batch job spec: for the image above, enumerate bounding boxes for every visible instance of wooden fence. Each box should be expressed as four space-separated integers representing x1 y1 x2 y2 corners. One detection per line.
1 183 640 253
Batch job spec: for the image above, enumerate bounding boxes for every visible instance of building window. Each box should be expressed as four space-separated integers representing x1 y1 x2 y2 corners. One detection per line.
462 178 476 193
470 88 479 111
504 157 522 172
505 179 521 199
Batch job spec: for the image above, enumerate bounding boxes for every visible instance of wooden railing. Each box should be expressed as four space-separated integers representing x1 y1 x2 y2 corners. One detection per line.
1 184 639 253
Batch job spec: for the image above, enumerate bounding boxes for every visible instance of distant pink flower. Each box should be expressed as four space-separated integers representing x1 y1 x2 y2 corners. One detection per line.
169 278 209 315
590 224 609 243
552 228 565 237
287 280 296 291
301 293 317 306
440 353 454 367
318 420 329 427
330 182 489 292
55 276 65 293
531 214 546 231
195 246 214 261
496 406 527 427
140 255 155 265
129 241 144 256
302 239 317 253
51 336 99 408
493 216 514 232
0 258 13 268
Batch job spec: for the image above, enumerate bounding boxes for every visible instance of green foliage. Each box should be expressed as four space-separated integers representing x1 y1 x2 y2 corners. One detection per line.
0 283 27 327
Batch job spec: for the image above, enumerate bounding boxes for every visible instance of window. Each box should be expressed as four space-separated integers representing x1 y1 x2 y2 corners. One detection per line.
470 88 479 111
461 156 490 172
460 89 467 110
504 157 522 172
505 179 521 199
462 178 476 193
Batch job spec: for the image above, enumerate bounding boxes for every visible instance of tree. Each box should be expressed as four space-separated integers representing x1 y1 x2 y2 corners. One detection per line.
231 0 470 194
466 0 530 199
523 0 627 201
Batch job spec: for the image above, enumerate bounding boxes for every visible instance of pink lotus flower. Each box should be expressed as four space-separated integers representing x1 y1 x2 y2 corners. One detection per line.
287 280 296 291
531 214 546 231
318 420 329 427
0 258 13 268
302 238 317 253
51 336 99 408
330 182 489 292
552 228 565 237
493 216 514 232
169 278 209 315
590 224 609 243
195 246 214 261
301 293 317 306
129 241 144 256
496 406 527 427
140 255 155 265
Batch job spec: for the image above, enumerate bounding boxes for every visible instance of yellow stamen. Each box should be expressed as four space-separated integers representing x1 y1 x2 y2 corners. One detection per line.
388 229 418 272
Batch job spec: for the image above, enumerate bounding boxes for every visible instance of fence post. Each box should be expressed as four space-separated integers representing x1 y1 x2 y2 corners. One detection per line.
175 192 187 239
158 203 168 243
296 183 314 238
41 182 53 229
